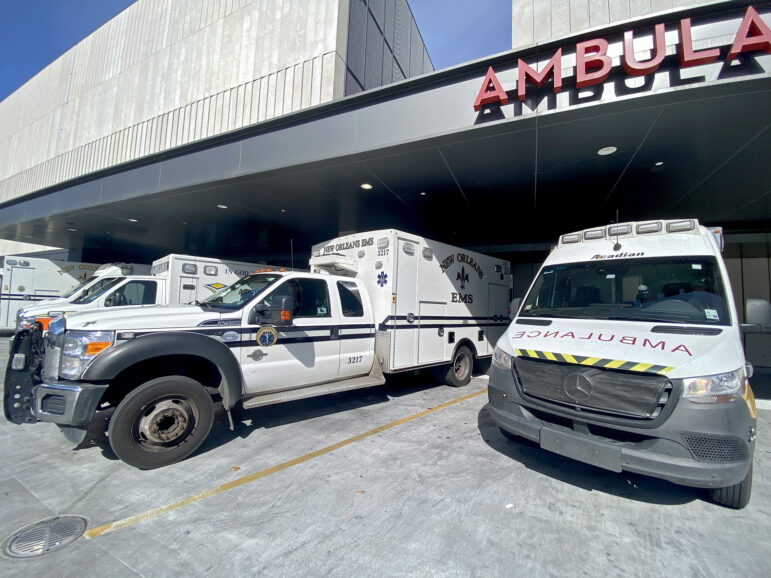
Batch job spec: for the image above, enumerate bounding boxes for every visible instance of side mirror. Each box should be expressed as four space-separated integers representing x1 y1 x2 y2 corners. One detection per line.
509 298 522 319
743 298 771 334
250 295 294 326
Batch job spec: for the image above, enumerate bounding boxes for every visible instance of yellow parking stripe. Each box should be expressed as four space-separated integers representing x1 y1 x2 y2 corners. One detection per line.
561 353 578 364
526 349 538 358
604 359 625 369
580 357 601 366
543 351 558 361
84 387 488 539
659 366 674 375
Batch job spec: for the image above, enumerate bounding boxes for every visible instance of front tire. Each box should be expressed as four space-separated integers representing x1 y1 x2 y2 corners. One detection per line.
442 345 473 387
108 376 215 469
709 463 752 509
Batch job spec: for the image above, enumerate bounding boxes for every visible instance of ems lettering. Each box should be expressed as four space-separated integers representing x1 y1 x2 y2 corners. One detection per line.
451 292 474 304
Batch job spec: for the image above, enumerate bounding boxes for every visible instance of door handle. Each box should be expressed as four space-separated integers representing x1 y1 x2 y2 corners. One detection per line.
330 327 339 340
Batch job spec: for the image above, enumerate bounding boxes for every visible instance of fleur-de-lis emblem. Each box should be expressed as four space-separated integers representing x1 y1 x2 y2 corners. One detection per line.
457 266 469 290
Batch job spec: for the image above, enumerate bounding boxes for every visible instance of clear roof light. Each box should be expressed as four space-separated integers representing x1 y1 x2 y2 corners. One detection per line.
561 233 581 244
584 228 606 240
637 222 662 234
667 220 695 233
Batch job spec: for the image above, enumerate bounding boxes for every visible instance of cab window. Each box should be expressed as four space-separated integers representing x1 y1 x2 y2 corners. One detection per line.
337 281 364 317
108 280 158 306
261 279 331 318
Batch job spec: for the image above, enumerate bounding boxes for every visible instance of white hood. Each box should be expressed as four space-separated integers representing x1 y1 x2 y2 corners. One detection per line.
504 318 744 379
61 304 230 332
18 298 73 317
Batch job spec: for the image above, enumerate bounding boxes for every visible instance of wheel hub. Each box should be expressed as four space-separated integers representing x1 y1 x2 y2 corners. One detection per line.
137 399 193 445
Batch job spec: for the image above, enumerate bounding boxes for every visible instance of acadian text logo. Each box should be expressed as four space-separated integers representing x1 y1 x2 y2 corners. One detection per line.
591 252 644 260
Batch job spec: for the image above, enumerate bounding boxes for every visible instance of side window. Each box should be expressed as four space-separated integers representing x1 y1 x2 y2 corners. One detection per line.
111 281 158 306
295 279 331 318
337 281 364 317
260 279 331 318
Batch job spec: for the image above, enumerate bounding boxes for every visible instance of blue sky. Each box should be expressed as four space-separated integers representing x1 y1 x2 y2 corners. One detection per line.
0 0 511 102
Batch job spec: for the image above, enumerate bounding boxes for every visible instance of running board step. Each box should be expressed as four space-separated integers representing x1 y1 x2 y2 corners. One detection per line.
242 374 386 409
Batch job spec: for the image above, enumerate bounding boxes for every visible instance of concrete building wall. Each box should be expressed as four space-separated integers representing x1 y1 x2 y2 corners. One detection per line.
511 0 721 50
0 0 350 206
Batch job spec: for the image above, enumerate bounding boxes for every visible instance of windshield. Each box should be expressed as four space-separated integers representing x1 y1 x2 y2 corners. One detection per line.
72 277 126 304
201 273 282 310
62 276 96 298
520 256 730 326
63 275 116 300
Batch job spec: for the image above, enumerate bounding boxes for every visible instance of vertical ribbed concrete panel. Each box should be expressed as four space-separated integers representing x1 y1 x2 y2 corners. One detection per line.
0 0 354 205
512 0 719 50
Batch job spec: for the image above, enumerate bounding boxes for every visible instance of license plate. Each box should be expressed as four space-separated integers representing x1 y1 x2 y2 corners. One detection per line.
540 426 622 472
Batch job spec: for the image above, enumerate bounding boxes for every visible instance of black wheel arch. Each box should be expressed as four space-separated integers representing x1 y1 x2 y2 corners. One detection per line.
82 332 244 410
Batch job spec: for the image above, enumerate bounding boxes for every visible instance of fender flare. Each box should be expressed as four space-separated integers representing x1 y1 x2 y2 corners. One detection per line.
82 332 243 410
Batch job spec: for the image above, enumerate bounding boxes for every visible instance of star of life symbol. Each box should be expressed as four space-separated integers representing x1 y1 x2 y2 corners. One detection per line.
457 266 469 290
377 272 388 287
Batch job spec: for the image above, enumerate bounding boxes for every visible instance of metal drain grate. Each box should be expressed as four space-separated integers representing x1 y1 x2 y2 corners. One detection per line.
3 516 87 558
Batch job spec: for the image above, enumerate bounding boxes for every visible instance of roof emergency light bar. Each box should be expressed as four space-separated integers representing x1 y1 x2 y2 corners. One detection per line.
560 219 698 245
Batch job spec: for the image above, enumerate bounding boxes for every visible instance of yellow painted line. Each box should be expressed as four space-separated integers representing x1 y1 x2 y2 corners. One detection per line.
580 357 601 366
659 366 674 375
604 359 625 369
526 349 538 358
85 387 488 539
514 348 522 356
543 351 557 361
561 353 577 364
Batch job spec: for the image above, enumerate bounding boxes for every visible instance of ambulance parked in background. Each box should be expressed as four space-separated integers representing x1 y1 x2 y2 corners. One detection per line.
489 219 764 509
13 255 263 332
1 256 103 329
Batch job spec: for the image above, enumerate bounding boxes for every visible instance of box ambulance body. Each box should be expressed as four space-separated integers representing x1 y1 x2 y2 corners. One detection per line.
310 229 512 376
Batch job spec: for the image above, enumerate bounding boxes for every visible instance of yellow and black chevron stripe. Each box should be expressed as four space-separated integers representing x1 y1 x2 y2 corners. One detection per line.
514 349 674 376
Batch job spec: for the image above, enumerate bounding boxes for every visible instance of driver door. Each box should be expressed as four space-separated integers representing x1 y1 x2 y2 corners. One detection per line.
240 277 341 395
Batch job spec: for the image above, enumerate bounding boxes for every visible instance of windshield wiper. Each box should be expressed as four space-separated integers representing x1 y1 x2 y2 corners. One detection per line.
604 314 679 323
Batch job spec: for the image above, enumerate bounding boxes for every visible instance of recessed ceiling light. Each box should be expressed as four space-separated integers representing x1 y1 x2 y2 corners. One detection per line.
360 183 373 190
420 192 426 196
655 161 664 166
280 209 286 213
597 146 618 156
67 228 77 232
128 218 138 222
217 204 228 209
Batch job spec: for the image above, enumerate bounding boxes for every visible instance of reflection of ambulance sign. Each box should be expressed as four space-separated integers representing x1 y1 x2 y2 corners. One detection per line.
256 326 278 347
205 283 226 293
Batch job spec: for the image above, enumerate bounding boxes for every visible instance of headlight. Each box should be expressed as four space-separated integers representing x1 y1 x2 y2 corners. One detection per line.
683 367 746 403
59 330 115 380
15 315 36 331
492 346 512 370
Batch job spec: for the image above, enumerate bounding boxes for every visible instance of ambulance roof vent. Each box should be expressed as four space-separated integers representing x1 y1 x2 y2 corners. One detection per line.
308 254 358 276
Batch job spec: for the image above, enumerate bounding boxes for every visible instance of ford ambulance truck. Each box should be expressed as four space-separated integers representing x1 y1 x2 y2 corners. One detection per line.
4 230 511 469
13 255 259 332
489 219 761 509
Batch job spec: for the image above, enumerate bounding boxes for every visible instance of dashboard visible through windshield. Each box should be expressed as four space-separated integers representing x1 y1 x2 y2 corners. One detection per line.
519 256 730 326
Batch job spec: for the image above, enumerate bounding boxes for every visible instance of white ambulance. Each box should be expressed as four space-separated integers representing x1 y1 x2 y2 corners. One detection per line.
489 219 762 509
5 230 511 469
1 256 105 329
310 230 513 380
13 254 263 332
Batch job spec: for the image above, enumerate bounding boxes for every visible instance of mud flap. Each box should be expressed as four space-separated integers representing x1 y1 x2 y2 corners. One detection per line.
3 326 44 424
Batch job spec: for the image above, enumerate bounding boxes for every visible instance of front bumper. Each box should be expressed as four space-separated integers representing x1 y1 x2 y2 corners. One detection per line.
32 381 108 427
488 364 755 489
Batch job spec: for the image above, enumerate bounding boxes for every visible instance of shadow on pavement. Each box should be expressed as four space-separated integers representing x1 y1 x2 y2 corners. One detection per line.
477 403 705 507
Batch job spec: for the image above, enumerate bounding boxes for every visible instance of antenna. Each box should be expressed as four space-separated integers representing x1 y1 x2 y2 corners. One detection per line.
290 238 294 271
613 210 622 251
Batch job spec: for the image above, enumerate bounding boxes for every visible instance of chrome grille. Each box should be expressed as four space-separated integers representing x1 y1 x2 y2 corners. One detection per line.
514 357 672 419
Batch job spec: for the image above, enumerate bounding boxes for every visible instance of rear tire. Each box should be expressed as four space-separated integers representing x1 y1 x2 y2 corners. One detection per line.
108 376 215 470
709 462 752 509
442 345 473 387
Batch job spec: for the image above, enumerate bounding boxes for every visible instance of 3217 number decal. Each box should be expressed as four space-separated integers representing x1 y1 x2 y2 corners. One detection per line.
347 356 363 364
